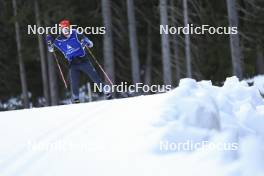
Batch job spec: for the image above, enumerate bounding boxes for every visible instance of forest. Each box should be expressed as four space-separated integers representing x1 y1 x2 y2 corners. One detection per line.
0 0 263 109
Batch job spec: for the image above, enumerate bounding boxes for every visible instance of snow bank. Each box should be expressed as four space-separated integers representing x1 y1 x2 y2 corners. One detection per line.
154 76 264 175
0 76 263 176
246 75 264 95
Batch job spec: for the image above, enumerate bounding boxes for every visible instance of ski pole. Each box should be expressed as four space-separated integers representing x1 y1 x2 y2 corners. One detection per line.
85 46 114 86
52 52 68 89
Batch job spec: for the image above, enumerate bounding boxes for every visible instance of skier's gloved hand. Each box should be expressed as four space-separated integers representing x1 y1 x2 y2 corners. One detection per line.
46 35 54 52
81 37 93 48
47 45 54 52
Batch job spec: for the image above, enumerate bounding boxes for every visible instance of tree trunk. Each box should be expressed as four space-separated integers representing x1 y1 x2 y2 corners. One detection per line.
183 0 192 78
127 0 141 84
47 48 59 105
101 0 115 84
170 0 181 82
44 18 59 106
256 45 264 75
160 0 172 85
144 24 152 86
35 0 50 106
226 0 243 79
12 0 29 108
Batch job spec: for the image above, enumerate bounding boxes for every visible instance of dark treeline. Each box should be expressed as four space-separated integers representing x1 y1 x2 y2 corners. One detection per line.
0 0 264 108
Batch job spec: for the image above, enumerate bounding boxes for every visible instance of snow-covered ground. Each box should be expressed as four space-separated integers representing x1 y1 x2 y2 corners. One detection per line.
0 76 264 176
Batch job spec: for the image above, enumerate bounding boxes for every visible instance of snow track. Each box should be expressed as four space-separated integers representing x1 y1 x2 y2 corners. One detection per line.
0 103 110 175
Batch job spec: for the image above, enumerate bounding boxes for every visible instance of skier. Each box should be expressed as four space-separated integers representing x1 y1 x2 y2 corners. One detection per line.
46 19 112 103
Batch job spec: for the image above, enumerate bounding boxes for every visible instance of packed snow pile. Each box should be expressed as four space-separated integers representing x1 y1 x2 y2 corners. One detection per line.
246 75 264 95
0 76 264 176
